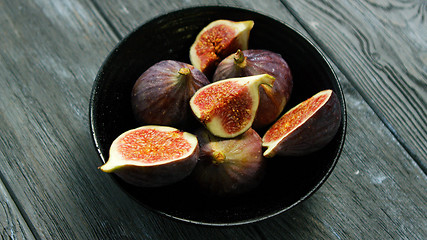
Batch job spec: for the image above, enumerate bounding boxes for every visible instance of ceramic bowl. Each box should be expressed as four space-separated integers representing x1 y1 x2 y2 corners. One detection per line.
89 6 347 226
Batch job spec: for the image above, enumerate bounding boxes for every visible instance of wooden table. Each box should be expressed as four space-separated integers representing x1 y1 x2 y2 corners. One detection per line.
1 0 425 239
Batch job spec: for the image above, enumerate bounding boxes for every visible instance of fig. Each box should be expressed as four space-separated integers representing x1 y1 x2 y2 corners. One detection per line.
262 90 341 158
190 19 254 75
192 128 264 196
131 60 210 129
213 49 293 129
99 125 199 187
190 74 275 138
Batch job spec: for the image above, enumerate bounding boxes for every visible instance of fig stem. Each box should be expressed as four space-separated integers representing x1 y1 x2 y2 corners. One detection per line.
212 151 226 165
233 49 247 68
177 67 195 87
178 67 191 75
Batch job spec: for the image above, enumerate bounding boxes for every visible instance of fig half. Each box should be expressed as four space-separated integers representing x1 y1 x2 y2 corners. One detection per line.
262 90 341 158
190 74 275 138
213 49 293 129
99 125 199 187
190 19 254 75
131 60 210 129
192 128 264 196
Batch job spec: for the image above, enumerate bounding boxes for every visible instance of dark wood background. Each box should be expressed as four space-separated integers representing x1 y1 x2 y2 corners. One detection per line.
0 0 425 239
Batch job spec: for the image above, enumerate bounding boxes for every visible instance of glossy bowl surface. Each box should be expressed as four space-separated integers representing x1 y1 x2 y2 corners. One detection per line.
89 6 347 226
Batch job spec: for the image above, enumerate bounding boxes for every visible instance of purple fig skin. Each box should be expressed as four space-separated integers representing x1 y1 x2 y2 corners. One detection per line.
100 126 200 187
111 151 199 188
262 90 341 157
192 128 265 196
213 49 293 129
189 74 275 138
131 60 210 128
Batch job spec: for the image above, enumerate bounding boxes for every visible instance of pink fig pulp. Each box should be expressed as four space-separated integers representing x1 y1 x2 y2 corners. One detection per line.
213 49 293 129
262 90 341 158
99 125 199 187
190 74 275 138
190 19 254 76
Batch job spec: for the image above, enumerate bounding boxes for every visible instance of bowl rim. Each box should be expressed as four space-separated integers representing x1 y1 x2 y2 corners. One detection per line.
89 5 347 226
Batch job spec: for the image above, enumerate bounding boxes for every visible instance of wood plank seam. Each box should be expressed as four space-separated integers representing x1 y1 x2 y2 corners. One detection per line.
0 172 39 240
90 0 123 40
278 0 427 175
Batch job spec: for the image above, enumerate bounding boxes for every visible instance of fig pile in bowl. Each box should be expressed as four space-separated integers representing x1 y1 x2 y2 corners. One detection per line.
99 19 342 196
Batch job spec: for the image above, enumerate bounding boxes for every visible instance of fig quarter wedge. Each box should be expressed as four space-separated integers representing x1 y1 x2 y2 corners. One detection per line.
99 125 199 187
190 19 254 75
190 74 275 138
262 90 341 158
213 49 293 129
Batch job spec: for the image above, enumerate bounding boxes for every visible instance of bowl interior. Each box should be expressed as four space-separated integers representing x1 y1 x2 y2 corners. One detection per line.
90 6 346 226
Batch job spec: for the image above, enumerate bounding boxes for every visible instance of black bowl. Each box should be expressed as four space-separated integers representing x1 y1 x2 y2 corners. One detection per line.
89 6 346 226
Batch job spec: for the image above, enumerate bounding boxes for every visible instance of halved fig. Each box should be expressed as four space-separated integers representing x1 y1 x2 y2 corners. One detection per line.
262 90 341 158
213 49 293 129
131 60 210 129
190 19 254 75
99 125 199 187
192 128 264 196
190 74 275 138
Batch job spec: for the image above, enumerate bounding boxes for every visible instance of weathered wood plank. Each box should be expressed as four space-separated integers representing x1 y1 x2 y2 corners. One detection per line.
258 68 427 239
281 0 427 170
0 0 153 239
88 0 302 38
0 0 425 239
0 0 289 239
0 177 35 240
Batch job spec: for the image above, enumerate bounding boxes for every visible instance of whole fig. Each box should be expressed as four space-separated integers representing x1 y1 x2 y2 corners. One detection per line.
192 128 265 196
213 49 293 129
131 60 210 129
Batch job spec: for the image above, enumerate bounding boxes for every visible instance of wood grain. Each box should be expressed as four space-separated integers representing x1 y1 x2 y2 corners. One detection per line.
281 0 427 170
0 0 425 239
0 178 35 240
89 0 301 39
258 68 427 239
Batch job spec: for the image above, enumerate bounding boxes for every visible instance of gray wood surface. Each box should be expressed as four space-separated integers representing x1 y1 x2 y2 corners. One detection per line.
282 0 427 170
0 0 425 239
0 179 35 240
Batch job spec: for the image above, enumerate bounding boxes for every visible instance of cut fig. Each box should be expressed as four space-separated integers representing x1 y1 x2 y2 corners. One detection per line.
190 74 275 138
213 49 293 129
192 128 264 196
99 125 199 187
190 19 254 75
262 90 341 158
131 60 210 129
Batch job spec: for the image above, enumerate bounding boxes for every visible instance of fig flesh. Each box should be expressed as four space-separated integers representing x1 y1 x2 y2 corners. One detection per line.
262 90 341 158
131 60 210 129
99 125 199 187
190 74 275 138
192 128 264 196
213 49 293 129
190 20 254 75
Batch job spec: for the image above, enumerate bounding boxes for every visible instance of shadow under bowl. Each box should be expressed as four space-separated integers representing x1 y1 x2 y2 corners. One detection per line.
89 6 347 226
